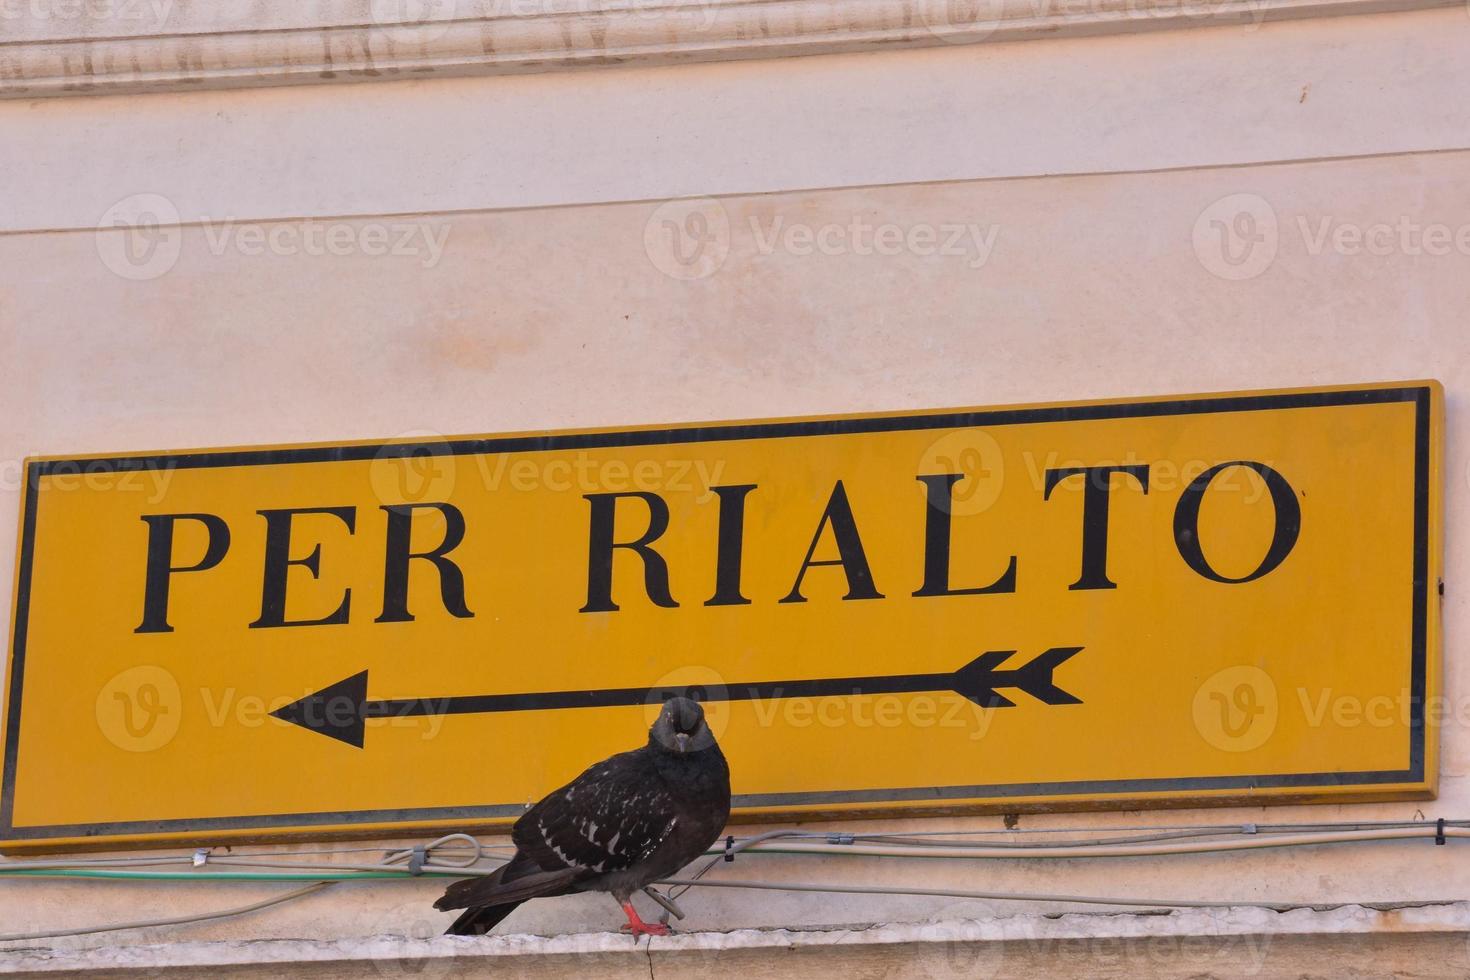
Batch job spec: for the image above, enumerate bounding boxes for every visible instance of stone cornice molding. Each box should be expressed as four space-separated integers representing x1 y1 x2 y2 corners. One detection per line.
0 0 1456 99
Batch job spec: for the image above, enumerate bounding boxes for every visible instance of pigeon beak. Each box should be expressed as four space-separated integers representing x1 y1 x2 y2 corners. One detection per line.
674 733 690 753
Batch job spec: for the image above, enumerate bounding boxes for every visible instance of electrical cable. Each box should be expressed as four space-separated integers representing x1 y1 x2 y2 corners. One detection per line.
656 876 1407 913
667 829 806 904
738 826 1470 860
839 818 1469 838
0 833 483 945
1 871 441 881
854 829 1226 847
0 882 334 943
3 820 1465 875
3 825 1465 879
2 821 1466 944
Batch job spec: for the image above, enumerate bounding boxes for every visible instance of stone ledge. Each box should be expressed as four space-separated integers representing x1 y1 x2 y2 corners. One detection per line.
4 902 1469 977
0 0 1458 100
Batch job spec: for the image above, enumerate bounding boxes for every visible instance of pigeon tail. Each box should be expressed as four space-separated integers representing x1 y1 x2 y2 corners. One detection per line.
445 902 523 936
435 864 584 914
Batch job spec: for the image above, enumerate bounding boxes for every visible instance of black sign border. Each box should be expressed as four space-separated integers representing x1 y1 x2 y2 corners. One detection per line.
0 383 1435 843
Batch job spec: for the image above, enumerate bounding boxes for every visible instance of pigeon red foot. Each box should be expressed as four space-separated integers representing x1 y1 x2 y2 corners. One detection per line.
618 902 672 939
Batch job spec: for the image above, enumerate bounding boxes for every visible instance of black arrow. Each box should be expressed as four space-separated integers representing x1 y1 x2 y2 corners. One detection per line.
271 646 1083 748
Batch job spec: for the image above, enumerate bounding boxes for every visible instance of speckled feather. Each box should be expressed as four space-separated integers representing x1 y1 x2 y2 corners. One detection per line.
515 747 687 875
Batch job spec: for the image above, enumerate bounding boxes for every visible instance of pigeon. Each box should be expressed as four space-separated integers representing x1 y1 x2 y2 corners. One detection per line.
435 696 731 939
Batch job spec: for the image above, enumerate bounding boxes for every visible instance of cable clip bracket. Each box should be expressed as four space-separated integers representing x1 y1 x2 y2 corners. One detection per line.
826 833 855 845
1436 818 1446 845
192 848 209 867
408 844 428 874
724 835 735 862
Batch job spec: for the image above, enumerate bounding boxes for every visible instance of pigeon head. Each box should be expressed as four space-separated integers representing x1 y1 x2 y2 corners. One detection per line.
650 696 715 754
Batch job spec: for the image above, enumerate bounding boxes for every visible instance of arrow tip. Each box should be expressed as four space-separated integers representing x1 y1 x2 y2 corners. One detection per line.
271 670 368 748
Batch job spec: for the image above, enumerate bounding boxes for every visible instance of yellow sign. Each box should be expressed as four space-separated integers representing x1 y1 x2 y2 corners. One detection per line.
0 382 1443 851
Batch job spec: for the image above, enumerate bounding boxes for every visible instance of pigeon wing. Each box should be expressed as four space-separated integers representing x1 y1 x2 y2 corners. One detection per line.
513 747 680 876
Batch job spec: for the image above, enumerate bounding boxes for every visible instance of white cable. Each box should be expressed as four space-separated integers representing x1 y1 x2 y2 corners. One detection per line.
0 883 333 943
657 876 1423 912
743 826 1470 860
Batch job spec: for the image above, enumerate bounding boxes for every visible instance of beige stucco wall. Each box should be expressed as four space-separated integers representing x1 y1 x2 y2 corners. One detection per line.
2 5 1470 973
